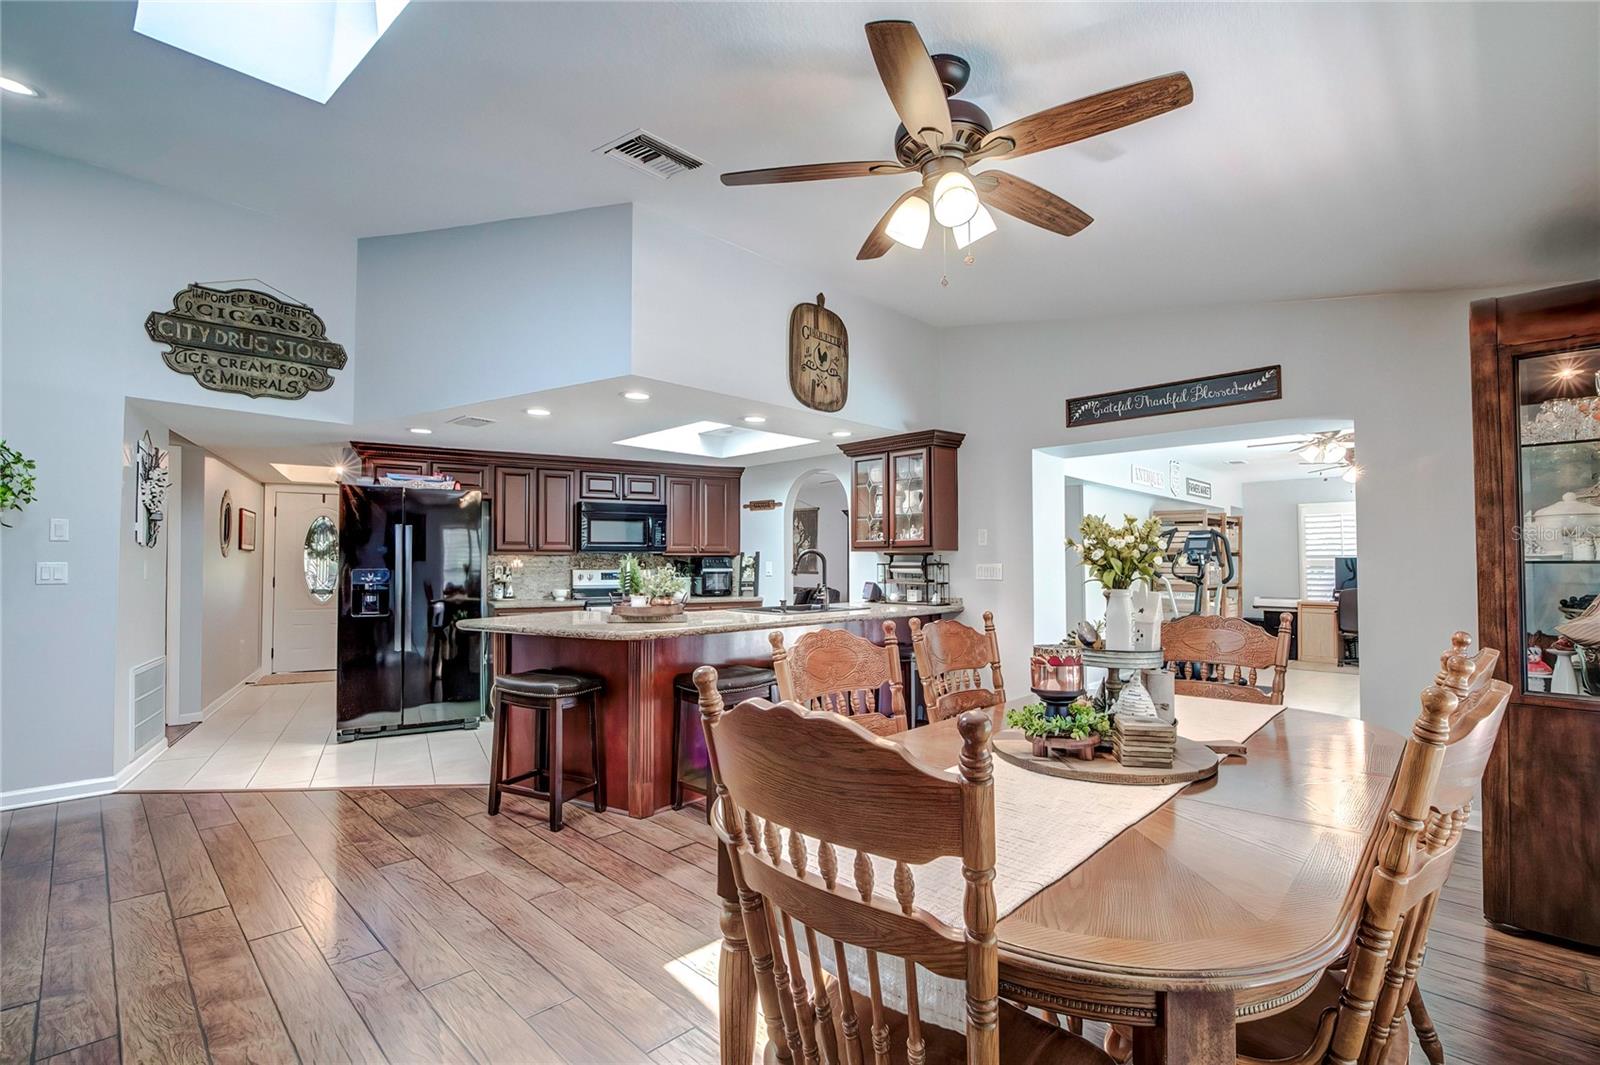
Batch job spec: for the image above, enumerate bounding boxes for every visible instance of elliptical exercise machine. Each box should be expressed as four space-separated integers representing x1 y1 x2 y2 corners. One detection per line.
1161 526 1235 617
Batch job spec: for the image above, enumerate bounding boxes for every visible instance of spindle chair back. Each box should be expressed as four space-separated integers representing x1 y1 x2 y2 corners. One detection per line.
770 623 910 737
693 666 1021 1065
1162 614 1292 704
909 612 1006 724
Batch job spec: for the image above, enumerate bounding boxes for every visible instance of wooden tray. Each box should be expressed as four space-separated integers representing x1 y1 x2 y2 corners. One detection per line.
607 602 687 623
992 729 1220 786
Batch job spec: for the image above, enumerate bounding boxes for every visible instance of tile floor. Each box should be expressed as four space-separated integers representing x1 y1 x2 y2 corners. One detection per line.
125 681 489 791
125 664 1359 794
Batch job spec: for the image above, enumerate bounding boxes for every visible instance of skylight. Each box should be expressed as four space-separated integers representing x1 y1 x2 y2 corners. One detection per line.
614 421 818 459
134 1 411 104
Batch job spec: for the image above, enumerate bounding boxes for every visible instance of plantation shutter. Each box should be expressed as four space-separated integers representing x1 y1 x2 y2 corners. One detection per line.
1299 501 1357 601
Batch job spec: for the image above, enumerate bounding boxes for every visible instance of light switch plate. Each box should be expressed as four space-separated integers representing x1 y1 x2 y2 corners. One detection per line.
976 563 1002 581
36 562 69 585
764 561 774 577
978 528 989 546
49 518 69 541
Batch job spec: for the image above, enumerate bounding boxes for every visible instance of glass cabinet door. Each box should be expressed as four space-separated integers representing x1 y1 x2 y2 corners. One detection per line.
889 448 929 546
1516 346 1600 700
852 457 887 548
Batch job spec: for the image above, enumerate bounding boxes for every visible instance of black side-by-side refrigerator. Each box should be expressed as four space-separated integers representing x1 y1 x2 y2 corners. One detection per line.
336 484 488 742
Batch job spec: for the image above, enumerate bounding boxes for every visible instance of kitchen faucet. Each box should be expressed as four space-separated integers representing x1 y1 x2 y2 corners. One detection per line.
792 549 829 611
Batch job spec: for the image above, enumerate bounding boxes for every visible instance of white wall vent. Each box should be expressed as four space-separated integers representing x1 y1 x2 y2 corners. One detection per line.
595 130 704 180
130 656 167 756
446 415 496 428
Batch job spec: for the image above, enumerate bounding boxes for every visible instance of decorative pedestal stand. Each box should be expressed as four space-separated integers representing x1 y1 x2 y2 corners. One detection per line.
1080 648 1166 711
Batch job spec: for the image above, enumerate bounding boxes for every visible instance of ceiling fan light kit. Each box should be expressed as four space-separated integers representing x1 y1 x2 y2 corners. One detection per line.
720 19 1194 266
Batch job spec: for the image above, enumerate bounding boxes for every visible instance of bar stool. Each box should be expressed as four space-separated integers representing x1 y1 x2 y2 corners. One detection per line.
670 665 776 813
489 668 605 831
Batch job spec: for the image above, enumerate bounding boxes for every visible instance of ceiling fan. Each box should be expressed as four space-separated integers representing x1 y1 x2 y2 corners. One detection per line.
720 20 1193 260
1248 430 1362 481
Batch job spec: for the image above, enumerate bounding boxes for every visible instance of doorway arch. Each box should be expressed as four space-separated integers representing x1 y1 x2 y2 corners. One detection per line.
782 468 850 603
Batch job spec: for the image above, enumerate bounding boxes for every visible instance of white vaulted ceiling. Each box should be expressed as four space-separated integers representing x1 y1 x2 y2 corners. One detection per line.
3 1 1596 326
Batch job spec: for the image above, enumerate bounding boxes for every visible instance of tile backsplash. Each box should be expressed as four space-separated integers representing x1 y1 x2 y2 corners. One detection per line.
487 552 686 601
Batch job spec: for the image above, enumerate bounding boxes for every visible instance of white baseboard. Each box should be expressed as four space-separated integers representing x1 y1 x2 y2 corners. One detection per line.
178 668 263 724
1 740 169 811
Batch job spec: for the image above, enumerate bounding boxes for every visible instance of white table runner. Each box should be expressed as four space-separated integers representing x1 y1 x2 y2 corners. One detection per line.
800 697 1286 1031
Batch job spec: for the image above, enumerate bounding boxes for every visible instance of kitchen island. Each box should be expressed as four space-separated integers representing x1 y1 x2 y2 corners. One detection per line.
457 601 963 817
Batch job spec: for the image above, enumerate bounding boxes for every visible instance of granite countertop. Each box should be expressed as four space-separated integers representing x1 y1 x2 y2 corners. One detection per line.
489 595 764 611
460 600 964 640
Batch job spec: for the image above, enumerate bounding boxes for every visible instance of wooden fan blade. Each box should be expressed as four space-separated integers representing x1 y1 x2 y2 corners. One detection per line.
857 188 926 260
865 20 953 150
720 161 910 186
975 170 1092 236
978 72 1193 161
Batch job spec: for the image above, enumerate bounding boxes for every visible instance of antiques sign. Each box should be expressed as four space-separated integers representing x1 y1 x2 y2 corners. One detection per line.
1067 365 1282 428
145 284 347 400
788 293 848 412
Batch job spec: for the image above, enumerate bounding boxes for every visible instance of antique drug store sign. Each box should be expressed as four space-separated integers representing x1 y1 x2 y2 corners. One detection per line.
1067 365 1282 428
145 284 347 400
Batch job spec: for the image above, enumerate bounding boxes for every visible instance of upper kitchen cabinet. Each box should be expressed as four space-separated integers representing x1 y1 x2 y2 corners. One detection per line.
665 474 741 555
536 468 576 552
578 469 662 502
497 466 574 552
839 430 964 552
429 461 488 490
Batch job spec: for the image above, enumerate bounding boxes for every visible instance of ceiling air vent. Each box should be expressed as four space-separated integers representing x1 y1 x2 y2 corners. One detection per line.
447 415 496 429
596 130 704 180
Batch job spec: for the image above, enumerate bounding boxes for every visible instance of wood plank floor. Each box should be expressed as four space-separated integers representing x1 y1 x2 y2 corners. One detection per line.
1 790 1593 1064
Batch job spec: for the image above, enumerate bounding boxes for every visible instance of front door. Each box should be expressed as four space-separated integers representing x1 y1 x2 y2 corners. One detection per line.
272 489 338 673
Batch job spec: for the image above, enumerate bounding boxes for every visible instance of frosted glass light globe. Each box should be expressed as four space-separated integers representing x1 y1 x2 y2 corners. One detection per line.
932 170 980 227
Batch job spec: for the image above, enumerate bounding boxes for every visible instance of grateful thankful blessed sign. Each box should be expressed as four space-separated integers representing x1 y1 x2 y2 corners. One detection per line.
1066 365 1282 427
145 284 347 400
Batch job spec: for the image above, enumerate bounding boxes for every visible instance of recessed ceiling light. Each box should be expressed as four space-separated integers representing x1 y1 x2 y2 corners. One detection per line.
742 415 767 424
0 76 39 97
408 427 432 435
621 390 651 402
525 407 551 417
831 430 853 438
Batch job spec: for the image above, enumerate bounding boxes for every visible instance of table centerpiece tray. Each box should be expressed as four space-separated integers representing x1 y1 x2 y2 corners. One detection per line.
992 728 1220 786
607 602 688 623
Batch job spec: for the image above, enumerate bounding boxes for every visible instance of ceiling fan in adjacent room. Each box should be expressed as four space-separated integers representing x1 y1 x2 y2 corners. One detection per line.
720 20 1194 260
1249 430 1363 482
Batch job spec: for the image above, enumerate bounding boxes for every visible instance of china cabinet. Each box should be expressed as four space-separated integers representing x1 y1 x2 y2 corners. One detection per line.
1470 279 1600 947
839 430 963 552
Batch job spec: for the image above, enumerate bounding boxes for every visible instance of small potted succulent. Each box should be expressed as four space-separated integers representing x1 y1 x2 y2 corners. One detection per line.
1005 698 1111 760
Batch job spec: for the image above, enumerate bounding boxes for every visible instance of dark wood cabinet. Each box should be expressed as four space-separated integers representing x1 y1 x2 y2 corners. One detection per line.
352 443 743 557
664 475 739 555
578 470 622 500
429 461 487 489
664 476 700 554
1471 279 1600 948
699 477 737 555
370 457 428 480
840 431 963 552
536 469 576 552
494 467 535 551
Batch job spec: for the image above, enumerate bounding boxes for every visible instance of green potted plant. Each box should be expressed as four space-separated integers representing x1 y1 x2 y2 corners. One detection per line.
641 565 689 606
1067 513 1165 651
0 441 37 529
617 554 646 606
1005 698 1110 760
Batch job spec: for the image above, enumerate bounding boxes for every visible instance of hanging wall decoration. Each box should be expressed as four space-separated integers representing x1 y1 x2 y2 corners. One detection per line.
1067 365 1282 428
788 293 848 412
133 431 170 548
145 283 347 400
238 508 258 552
219 490 233 557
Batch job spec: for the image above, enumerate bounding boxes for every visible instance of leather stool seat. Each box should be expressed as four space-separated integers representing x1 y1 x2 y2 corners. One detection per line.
494 669 603 699
672 664 776 696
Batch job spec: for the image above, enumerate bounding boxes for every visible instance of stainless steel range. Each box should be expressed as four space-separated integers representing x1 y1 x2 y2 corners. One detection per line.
570 568 621 609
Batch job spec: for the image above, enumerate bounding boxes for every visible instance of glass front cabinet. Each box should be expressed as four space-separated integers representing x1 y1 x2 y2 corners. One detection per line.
839 431 964 552
1471 280 1600 949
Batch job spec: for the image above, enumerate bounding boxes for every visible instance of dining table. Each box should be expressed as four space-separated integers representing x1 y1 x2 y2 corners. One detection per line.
713 698 1406 1065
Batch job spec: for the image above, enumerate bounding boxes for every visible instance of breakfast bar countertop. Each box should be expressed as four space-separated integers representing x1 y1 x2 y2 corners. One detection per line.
459 599 963 640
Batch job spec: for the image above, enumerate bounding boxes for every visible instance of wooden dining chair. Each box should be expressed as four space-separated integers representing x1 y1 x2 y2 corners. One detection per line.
692 667 1112 1065
770 622 910 736
908 611 1007 724
1232 632 1512 1065
1161 613 1292 704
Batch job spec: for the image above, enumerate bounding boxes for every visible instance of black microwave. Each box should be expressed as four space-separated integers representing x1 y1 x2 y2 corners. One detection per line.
578 501 668 552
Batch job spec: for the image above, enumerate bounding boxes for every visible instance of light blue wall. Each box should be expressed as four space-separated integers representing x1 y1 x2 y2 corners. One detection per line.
355 205 633 421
